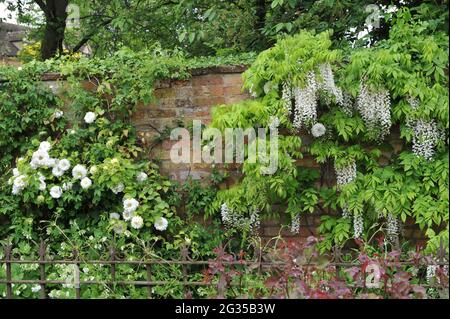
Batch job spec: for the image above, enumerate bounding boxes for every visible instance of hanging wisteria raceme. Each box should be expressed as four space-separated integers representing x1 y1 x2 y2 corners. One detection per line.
334 159 357 187
353 213 364 239
318 63 343 105
409 119 442 161
292 72 318 130
342 205 352 219
340 92 355 116
407 96 420 109
220 203 260 234
386 213 400 244
356 81 391 140
282 82 293 116
290 214 301 234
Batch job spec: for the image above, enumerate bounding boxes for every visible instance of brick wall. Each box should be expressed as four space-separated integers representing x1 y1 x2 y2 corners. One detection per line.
40 67 425 245
131 66 250 181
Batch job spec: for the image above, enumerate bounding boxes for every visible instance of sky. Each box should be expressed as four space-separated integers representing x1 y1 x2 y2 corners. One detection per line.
0 3 17 23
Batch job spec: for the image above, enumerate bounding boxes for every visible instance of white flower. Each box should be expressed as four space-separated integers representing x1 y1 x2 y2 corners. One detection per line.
89 166 98 175
58 159 71 171
12 185 21 195
136 172 148 182
111 183 124 194
13 168 19 176
80 177 92 189
311 123 326 137
50 186 63 199
31 150 50 167
54 109 64 118
353 213 364 239
113 223 126 235
123 198 139 213
72 164 87 179
39 141 52 152
122 210 135 221
84 112 97 124
62 182 72 191
39 180 46 191
154 217 168 231
17 66 23 71
131 216 144 229
110 213 120 220
52 166 64 177
46 158 57 167
292 72 318 130
31 285 41 293
334 159 357 187
13 174 27 189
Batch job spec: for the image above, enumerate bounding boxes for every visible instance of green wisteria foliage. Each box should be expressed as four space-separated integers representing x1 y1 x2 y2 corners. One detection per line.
210 8 449 253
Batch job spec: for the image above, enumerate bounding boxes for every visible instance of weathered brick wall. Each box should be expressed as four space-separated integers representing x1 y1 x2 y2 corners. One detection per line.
131 66 250 181
40 67 425 245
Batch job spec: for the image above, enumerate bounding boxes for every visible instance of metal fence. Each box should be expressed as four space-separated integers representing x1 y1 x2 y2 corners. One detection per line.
0 240 448 299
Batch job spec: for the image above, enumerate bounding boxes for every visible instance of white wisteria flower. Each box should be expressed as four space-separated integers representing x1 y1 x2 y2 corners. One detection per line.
154 217 168 231
58 159 71 171
123 198 139 213
136 172 148 182
39 141 52 152
111 183 124 194
84 112 97 124
52 166 64 177
13 168 20 177
72 164 87 179
54 109 64 119
311 123 326 137
131 216 144 229
50 186 63 199
110 213 120 220
80 177 92 189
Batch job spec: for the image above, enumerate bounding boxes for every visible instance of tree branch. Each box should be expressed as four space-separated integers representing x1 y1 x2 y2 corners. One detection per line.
33 0 47 13
71 18 113 53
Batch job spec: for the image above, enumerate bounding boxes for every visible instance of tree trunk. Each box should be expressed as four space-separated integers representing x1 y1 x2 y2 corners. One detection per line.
253 0 267 50
39 0 69 60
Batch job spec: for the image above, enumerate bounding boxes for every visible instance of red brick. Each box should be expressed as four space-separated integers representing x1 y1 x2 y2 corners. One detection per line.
193 75 224 86
224 86 243 95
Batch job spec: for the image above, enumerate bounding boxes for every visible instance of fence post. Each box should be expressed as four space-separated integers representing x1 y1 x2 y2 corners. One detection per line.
181 245 189 297
72 249 81 299
4 244 13 299
146 262 152 299
39 239 46 299
109 243 116 296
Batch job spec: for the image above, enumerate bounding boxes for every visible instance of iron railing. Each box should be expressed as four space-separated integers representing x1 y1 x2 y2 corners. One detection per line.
0 239 448 299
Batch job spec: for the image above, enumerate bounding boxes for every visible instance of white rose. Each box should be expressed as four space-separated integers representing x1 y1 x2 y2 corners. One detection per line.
89 166 98 175
311 123 326 138
122 210 135 221
123 198 139 213
154 217 168 231
111 183 124 194
72 164 87 179
84 112 97 124
32 150 50 167
39 141 52 152
80 177 92 189
58 159 71 171
52 166 64 177
136 172 148 182
54 109 64 119
50 186 62 199
110 213 120 220
131 216 144 229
